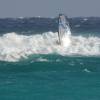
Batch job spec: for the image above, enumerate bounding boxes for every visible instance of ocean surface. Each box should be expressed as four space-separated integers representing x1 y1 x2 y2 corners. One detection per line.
0 16 100 100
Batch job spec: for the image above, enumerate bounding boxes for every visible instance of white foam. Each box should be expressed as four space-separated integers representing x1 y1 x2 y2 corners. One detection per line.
61 33 71 47
83 68 91 73
36 57 48 62
83 18 88 21
18 17 24 19
75 24 80 27
0 32 100 62
31 57 49 62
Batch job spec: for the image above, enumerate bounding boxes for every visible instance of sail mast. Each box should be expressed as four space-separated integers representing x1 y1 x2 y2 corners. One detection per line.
58 14 62 44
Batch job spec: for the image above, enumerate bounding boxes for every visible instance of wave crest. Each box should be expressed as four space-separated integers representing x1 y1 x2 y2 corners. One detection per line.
0 32 100 62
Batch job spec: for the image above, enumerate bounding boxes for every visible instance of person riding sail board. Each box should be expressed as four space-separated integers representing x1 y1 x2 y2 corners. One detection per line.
58 14 71 45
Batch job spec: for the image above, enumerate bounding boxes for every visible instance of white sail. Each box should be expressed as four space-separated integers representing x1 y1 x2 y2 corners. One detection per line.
58 14 71 45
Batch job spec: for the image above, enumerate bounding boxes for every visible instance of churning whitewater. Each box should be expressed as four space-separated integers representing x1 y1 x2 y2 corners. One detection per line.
0 32 100 62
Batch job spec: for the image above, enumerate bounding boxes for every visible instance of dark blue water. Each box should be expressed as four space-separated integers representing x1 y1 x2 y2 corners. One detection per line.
0 17 100 100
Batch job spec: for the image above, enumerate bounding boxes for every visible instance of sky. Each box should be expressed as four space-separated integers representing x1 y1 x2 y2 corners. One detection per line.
0 0 99 18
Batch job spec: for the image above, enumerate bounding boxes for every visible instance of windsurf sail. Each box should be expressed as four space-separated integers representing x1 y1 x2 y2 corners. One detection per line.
58 14 71 44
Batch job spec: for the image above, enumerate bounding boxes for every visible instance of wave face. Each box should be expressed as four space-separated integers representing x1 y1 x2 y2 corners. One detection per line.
0 32 100 62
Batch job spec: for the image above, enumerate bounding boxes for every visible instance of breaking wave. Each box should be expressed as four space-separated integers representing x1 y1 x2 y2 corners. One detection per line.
0 32 100 62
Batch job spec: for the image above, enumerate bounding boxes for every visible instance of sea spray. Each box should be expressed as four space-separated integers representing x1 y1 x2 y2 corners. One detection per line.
0 32 100 62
